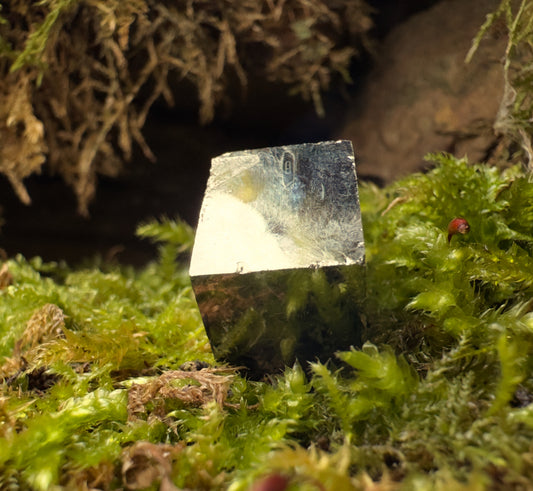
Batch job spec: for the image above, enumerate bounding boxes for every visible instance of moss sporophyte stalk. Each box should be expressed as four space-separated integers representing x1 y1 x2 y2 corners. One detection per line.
1 154 533 489
447 217 471 243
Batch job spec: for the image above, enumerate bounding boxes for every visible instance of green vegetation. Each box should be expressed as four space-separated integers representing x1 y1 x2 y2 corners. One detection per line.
1 154 533 489
2 1 533 488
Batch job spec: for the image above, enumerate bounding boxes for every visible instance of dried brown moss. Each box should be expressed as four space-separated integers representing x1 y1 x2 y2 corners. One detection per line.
0 263 12 289
0 303 65 380
121 441 184 491
0 0 372 214
127 366 239 420
467 0 533 170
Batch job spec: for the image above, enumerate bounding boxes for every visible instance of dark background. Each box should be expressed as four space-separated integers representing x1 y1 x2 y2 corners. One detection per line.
0 1 442 265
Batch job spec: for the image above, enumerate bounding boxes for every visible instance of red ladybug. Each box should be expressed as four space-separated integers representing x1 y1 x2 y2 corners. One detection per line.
250 473 290 491
447 217 470 243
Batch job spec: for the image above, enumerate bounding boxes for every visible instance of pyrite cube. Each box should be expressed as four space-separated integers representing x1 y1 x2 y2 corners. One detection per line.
190 140 365 378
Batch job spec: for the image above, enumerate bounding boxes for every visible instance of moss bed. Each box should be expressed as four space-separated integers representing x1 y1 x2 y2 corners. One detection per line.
0 154 532 490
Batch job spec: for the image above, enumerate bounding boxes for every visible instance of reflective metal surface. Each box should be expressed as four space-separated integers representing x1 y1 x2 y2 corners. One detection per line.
190 141 365 378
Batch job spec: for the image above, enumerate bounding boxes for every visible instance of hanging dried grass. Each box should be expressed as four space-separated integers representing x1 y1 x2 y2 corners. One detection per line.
0 0 372 214
121 441 184 491
0 72 46 205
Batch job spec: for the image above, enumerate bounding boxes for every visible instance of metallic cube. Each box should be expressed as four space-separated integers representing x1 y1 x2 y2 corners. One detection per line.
190 140 365 378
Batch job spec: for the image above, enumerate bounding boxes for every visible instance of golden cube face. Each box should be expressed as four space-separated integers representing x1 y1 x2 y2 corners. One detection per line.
190 141 365 378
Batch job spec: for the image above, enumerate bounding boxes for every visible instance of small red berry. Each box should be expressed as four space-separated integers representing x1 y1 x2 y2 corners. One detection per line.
250 473 290 491
447 217 470 243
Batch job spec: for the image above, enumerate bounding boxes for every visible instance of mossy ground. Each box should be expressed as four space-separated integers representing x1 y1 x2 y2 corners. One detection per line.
1 154 533 490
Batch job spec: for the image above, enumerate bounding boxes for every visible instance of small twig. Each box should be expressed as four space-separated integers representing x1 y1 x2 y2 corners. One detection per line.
381 196 407 216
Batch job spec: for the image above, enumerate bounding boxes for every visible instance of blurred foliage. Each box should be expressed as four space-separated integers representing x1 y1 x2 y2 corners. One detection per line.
1 155 533 489
0 0 373 214
468 0 533 169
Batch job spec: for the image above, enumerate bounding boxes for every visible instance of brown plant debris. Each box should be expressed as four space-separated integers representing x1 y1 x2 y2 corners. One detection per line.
0 303 65 380
122 441 184 491
62 461 117 491
0 73 46 205
0 263 13 289
127 366 238 420
0 0 372 214
15 303 66 354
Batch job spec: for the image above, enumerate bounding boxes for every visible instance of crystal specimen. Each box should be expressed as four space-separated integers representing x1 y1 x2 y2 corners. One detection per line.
190 140 365 378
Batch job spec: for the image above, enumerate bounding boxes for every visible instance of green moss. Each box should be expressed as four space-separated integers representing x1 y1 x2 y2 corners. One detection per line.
1 157 533 489
9 0 80 75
